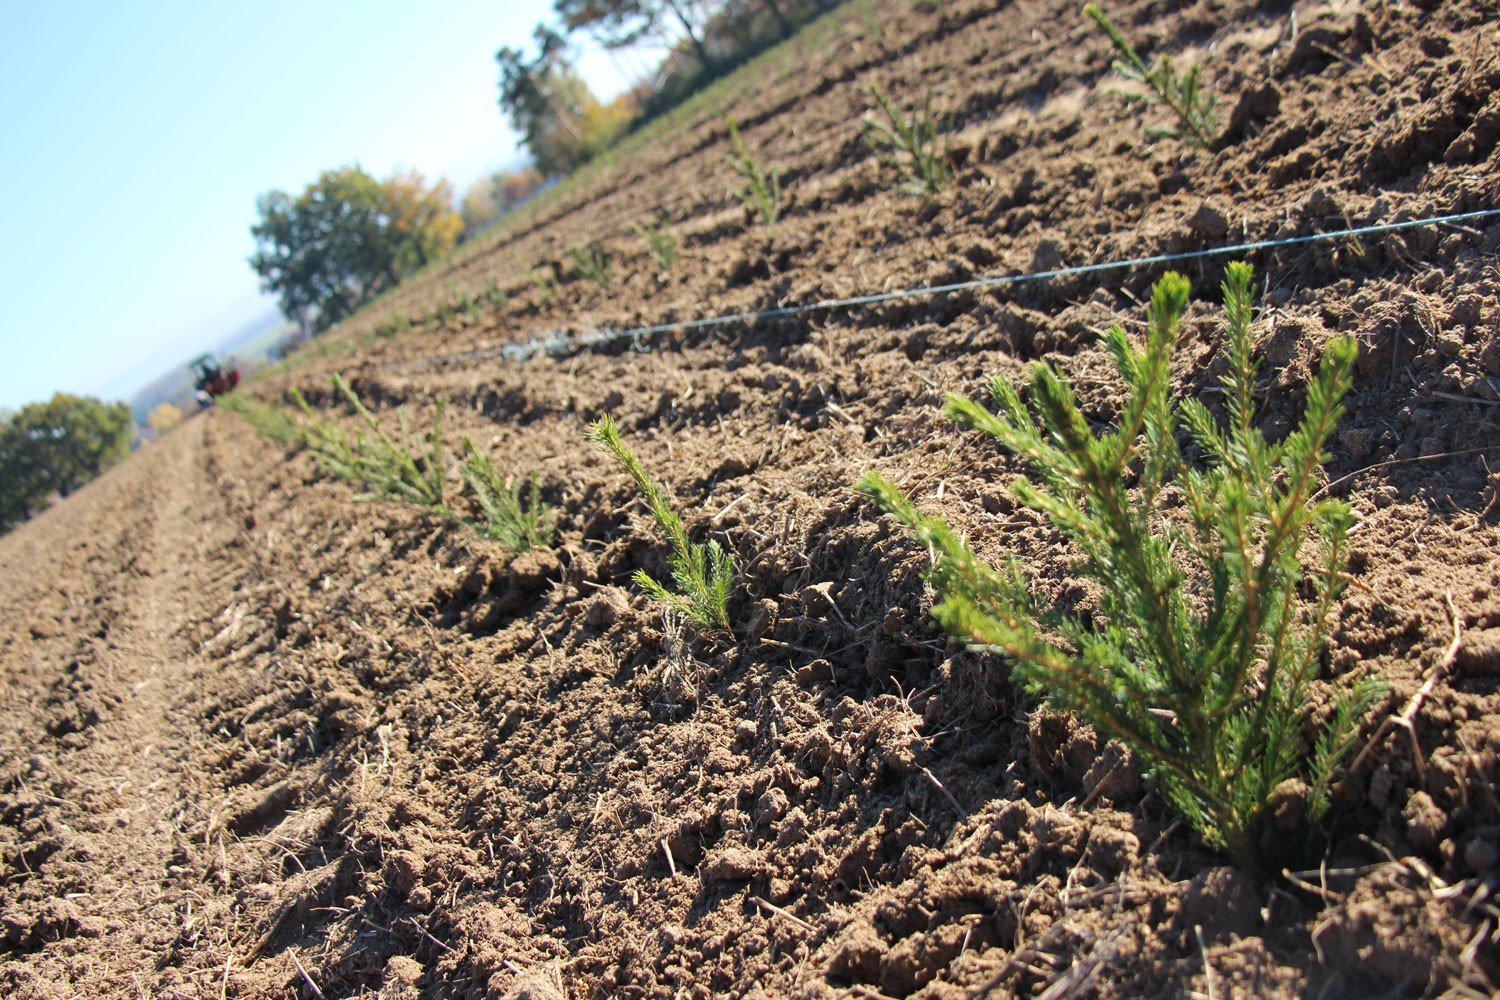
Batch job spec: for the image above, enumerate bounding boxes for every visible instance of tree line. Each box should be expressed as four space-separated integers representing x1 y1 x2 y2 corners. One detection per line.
497 0 839 177
249 166 464 334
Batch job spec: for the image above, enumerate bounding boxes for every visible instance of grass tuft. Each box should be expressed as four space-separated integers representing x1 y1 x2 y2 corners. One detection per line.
587 415 734 633
859 263 1382 870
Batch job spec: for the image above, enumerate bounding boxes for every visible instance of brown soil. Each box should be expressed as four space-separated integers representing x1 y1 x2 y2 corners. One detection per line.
4 0 1499 996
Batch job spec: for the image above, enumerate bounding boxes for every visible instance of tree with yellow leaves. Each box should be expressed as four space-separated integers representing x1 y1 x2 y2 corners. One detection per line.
147 401 183 437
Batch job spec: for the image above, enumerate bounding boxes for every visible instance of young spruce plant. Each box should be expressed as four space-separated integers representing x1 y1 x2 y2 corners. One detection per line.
859 264 1383 870
727 118 781 233
587 415 734 633
864 83 950 199
1085 3 1217 147
632 219 680 272
510 249 555 303
220 393 304 447
293 374 448 515
565 240 613 287
459 438 554 552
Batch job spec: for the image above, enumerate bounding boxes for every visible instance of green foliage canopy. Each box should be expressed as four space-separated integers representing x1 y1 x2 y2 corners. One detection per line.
496 30 605 177
249 166 462 331
1 394 134 532
554 0 715 71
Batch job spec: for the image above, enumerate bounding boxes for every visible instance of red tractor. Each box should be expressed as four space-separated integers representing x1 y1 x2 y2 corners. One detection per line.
191 353 240 407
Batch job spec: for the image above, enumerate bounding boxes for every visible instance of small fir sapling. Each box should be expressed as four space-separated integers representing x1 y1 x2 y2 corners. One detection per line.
726 118 782 232
859 264 1382 869
587 415 735 633
1084 3 1218 147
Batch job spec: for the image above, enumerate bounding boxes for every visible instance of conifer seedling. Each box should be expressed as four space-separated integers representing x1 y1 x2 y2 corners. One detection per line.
1085 3 1218 147
510 249 555 303
859 264 1382 869
565 240 613 286
632 219 680 271
220 393 304 447
293 374 448 515
587 415 734 633
726 118 782 233
459 438 554 552
864 83 951 198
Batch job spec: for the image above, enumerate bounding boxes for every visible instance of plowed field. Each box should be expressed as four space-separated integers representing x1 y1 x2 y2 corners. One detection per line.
4 0 1499 996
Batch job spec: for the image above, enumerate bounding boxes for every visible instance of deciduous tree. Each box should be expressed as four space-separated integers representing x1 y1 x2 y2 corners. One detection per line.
0 394 134 532
249 166 462 330
495 168 546 210
555 0 718 72
497 30 606 176
461 176 501 232
382 170 464 273
460 169 547 233
147 401 184 437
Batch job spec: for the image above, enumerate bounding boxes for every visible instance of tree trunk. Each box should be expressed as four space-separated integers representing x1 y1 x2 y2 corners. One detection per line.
663 0 713 71
763 0 793 37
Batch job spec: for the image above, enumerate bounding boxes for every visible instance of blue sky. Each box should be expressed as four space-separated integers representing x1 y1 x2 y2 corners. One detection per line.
0 0 637 412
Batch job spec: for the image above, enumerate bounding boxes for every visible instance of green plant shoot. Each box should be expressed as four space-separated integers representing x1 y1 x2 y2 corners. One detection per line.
293 374 448 514
510 249 555 303
632 219 680 271
220 393 304 447
587 415 734 633
1085 3 1217 147
727 118 781 232
859 264 1382 870
565 240 613 286
459 438 554 552
864 83 951 198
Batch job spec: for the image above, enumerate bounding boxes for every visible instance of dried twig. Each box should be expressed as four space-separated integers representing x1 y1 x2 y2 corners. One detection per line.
1036 924 1130 1000
921 766 966 818
967 923 1075 999
286 947 325 1000
1194 924 1217 1000
1429 390 1500 407
245 903 293 963
1478 457 1500 525
751 895 815 932
1311 445 1500 501
408 916 454 953
1348 592 1463 781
